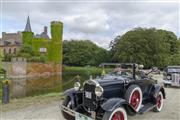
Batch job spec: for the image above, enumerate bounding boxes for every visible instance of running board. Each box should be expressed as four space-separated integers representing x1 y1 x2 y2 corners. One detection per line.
138 103 156 114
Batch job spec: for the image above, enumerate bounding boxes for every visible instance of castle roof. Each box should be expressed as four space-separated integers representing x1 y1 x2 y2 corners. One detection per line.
24 16 32 32
35 33 50 40
34 26 50 40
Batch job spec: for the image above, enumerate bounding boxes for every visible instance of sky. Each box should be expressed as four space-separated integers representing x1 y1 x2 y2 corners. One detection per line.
0 0 179 49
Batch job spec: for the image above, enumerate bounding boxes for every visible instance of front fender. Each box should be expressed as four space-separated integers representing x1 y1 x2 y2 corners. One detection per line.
101 98 135 113
64 88 77 108
64 88 76 96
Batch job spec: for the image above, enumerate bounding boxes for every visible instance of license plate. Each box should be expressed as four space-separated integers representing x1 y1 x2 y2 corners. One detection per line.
85 91 92 99
75 112 92 120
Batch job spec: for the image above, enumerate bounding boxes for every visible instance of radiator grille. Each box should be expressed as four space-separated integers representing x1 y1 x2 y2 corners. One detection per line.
171 74 180 86
83 83 97 110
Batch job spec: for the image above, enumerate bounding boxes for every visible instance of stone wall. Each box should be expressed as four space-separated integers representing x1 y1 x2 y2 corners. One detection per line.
27 62 62 78
11 58 27 76
2 62 12 76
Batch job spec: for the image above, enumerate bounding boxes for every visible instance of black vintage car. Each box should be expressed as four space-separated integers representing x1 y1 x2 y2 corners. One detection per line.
61 63 166 120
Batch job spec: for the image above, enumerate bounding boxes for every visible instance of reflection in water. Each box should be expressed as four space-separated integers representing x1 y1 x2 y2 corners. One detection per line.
11 75 62 98
62 72 100 91
26 75 62 97
10 72 101 98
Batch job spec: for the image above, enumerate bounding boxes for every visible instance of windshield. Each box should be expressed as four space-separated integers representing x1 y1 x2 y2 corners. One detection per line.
167 68 180 73
100 63 144 79
103 66 134 79
111 68 132 76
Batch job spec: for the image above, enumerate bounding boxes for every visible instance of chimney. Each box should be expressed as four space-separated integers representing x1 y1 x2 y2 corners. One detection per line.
44 26 47 34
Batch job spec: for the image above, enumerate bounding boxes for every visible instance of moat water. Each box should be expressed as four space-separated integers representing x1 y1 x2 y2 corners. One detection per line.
10 71 100 98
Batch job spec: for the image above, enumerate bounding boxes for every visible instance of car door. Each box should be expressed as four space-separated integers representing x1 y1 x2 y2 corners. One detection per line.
135 77 154 98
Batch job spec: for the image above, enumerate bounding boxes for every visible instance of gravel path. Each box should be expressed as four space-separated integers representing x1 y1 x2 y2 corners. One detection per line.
1 93 63 120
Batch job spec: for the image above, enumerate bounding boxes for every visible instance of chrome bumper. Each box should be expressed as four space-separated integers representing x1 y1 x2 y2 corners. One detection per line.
163 80 171 84
61 105 95 120
61 105 76 117
163 80 180 87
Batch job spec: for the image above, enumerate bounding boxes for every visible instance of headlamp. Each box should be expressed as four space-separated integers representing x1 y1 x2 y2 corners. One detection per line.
95 85 104 97
74 82 81 91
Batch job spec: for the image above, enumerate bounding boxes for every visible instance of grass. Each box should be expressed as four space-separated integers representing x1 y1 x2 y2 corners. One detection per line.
63 66 102 74
62 66 110 80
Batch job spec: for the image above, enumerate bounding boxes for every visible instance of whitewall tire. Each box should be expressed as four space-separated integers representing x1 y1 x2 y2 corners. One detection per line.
153 91 164 112
103 107 127 120
125 85 143 112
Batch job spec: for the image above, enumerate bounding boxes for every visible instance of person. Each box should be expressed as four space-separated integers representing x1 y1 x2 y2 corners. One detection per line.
2 80 10 104
114 65 122 75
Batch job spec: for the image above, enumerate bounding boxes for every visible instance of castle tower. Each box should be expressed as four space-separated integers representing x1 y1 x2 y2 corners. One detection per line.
22 16 34 45
48 21 63 64
24 16 32 32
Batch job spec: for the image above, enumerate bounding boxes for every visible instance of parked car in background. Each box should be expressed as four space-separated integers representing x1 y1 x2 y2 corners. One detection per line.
61 63 165 120
163 66 180 87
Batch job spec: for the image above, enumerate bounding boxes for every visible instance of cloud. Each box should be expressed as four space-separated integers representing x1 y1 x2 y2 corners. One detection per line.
0 1 179 49
63 12 110 34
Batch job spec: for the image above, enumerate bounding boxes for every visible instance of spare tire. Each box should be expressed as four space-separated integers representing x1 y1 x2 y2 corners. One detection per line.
125 85 142 112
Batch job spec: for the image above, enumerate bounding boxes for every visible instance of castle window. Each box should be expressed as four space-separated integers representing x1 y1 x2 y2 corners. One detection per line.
39 48 47 53
14 48 16 54
9 48 11 54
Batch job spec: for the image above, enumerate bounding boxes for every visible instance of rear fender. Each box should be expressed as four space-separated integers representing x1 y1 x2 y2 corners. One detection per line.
151 84 166 99
101 98 136 114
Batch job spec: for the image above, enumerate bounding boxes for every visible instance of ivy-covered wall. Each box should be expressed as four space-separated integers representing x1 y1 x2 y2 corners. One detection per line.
49 21 63 64
31 38 49 55
22 31 34 45
22 21 63 64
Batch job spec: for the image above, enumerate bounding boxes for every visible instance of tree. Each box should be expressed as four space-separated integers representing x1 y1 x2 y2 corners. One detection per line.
63 40 110 66
170 39 180 65
16 45 35 60
110 28 179 68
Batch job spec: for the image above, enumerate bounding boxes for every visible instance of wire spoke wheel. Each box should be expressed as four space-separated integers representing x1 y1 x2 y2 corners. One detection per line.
157 94 162 109
130 90 141 109
112 111 124 120
153 91 164 112
125 85 142 112
102 107 127 120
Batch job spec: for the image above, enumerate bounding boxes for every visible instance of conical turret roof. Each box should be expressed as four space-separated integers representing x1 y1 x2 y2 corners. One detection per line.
24 16 32 32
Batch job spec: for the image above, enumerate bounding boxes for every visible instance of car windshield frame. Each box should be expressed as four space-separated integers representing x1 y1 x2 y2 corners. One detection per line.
167 68 180 73
100 63 138 79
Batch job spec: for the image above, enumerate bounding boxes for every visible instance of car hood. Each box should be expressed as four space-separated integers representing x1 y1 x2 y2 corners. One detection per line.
94 75 125 87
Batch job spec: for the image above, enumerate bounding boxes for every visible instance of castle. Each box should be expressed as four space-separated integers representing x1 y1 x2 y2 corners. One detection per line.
0 32 22 55
0 16 63 64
